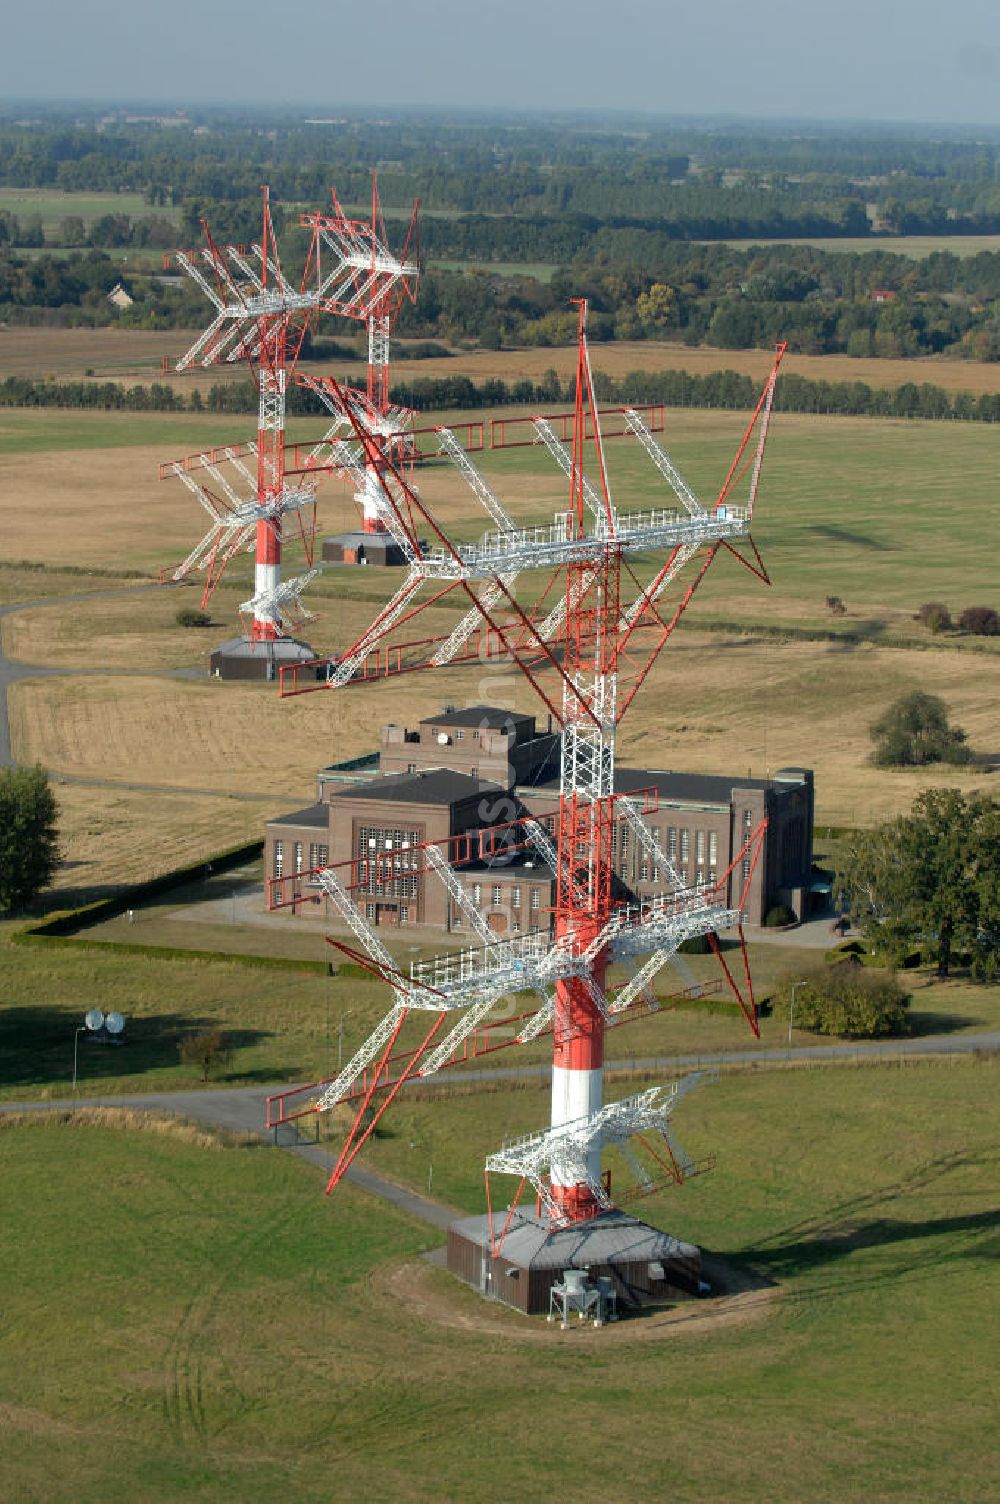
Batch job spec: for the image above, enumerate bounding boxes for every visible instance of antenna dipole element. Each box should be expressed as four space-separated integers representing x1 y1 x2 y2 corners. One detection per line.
299 175 419 534
167 187 337 643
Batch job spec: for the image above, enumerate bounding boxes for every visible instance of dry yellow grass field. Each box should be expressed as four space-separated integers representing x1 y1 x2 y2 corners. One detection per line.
2 325 998 396
3 394 998 900
11 631 1000 828
0 431 220 572
49 781 267 891
1 585 211 669
332 341 1000 397
9 663 534 799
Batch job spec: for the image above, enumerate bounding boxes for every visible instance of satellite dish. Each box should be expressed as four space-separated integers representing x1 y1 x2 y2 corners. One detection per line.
436 732 449 745
105 1012 125 1036
84 1008 105 1032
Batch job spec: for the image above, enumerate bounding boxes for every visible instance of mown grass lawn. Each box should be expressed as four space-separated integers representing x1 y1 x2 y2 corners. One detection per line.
1 1056 996 1502
5 915 998 1106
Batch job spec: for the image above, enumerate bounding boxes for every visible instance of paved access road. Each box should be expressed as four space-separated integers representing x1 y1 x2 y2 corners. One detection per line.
3 1030 996 1229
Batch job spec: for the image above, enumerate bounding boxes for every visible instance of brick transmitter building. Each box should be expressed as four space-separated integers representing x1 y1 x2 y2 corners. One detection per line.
265 705 815 932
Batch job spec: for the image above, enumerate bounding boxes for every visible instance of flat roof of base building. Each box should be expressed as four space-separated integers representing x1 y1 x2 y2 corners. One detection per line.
333 768 504 806
267 802 329 829
449 1209 698 1269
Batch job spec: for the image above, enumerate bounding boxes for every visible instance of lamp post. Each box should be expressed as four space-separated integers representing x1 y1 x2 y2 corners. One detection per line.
72 1026 86 1090
788 980 807 1046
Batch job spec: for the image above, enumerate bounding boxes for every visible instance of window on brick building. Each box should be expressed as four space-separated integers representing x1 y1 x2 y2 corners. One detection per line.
273 841 284 879
492 884 503 907
512 885 521 908
530 888 540 911
307 843 328 885
357 826 420 898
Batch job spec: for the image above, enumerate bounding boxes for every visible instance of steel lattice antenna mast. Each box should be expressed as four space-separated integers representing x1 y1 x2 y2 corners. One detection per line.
548 304 623 1218
266 306 786 1235
297 174 419 536
164 189 348 644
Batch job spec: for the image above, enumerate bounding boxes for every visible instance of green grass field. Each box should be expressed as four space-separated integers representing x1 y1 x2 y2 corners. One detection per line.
0 187 177 238
4 902 999 1105
431 258 559 281
0 410 267 458
711 233 1000 258
3 402 989 611
1 1057 996 1501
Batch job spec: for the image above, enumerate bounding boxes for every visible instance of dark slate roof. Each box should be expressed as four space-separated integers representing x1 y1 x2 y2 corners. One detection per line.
422 704 535 731
450 1210 698 1270
210 635 316 662
334 769 504 806
267 802 329 829
521 765 810 806
326 530 401 552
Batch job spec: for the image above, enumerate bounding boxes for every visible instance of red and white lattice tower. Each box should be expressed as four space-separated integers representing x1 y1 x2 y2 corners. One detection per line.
297 176 419 535
265 305 785 1240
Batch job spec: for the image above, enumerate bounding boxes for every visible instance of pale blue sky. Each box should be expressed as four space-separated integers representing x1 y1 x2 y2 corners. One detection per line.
3 0 1000 125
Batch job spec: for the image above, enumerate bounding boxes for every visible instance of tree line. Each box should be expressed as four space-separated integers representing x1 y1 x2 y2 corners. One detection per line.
4 366 1000 426
7 231 1000 365
4 109 1000 234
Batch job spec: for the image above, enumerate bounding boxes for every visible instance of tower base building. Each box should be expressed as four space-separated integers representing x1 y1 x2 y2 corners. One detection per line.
446 1210 702 1316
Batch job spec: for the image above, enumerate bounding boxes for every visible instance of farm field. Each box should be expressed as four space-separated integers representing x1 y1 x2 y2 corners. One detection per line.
710 232 1000 257
0 1057 996 1502
432 258 560 281
0 186 174 234
2 402 1000 856
4 325 1000 397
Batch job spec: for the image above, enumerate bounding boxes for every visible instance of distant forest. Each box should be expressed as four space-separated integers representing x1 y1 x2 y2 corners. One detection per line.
3 107 1000 363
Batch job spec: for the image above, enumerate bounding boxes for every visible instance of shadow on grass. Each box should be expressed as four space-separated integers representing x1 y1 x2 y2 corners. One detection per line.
27 881 129 916
740 1207 999 1288
733 1145 1000 1288
0 1004 272 1091
908 1009 981 1036
809 524 894 552
217 1066 302 1085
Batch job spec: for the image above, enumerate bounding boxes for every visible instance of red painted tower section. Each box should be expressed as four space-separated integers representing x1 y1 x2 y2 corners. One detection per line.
549 304 622 1219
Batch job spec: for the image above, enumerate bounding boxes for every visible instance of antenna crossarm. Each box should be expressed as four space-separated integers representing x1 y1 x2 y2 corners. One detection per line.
624 409 706 518
420 508 747 583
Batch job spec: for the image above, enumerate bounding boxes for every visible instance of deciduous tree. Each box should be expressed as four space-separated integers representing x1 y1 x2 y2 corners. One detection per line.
0 764 59 914
837 789 1000 978
870 692 970 767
